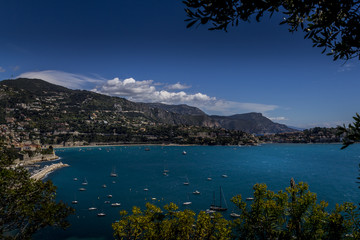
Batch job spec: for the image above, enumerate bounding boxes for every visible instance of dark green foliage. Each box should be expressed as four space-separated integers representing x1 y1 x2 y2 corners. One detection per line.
113 182 360 239
113 202 232 240
338 113 360 149
183 0 360 61
0 145 74 239
337 113 360 188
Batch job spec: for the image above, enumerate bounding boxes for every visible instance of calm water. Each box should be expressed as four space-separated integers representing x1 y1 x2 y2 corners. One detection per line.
35 144 360 240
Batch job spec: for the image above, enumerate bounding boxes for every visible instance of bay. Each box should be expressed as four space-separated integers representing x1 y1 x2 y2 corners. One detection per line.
35 144 360 240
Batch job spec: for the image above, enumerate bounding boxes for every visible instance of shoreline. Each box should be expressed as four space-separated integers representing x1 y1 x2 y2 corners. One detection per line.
30 162 69 180
53 141 347 150
53 143 199 149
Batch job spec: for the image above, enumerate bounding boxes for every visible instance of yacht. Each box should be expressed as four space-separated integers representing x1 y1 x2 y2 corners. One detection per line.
192 190 200 195
111 203 121 207
97 212 106 217
209 187 228 212
182 151 187 155
88 207 97 211
78 188 86 191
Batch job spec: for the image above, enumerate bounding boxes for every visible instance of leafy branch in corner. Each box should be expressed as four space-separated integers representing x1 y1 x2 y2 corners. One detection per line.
183 0 360 61
338 113 360 149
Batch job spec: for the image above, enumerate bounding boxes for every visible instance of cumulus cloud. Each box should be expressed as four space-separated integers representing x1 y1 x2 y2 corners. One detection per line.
15 70 279 115
93 77 278 115
17 70 103 89
166 82 191 90
0 66 5 72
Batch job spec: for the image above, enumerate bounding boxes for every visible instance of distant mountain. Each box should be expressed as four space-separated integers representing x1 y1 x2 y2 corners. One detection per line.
146 103 206 116
0 78 296 134
211 112 295 134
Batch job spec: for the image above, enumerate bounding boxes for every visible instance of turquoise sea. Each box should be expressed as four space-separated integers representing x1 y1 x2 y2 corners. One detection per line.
35 144 360 240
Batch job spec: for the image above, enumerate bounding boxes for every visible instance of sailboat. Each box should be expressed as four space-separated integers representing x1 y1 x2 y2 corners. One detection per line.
210 187 228 212
183 175 190 185
81 178 88 185
163 160 169 175
183 193 192 205
110 167 118 177
72 194 78 204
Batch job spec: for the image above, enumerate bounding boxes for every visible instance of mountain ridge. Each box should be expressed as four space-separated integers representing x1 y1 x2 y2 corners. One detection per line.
0 78 296 134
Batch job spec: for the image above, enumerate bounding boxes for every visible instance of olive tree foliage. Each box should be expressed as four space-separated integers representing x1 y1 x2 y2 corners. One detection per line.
112 202 232 240
183 0 360 61
338 113 360 149
231 181 360 239
338 113 360 188
0 146 74 240
113 181 360 240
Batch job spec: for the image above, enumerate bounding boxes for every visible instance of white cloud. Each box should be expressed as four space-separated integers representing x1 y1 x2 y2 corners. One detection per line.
93 77 278 115
15 70 279 115
268 117 288 121
166 82 190 90
17 70 103 89
338 63 353 72
0 66 5 72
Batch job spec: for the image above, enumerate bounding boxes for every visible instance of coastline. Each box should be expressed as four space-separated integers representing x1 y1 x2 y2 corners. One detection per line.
30 162 69 180
52 143 199 149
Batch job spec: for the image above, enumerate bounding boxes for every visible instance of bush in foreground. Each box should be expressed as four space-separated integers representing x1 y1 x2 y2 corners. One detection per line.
113 180 359 240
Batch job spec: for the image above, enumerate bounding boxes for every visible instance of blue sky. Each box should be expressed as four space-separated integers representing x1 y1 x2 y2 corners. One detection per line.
1 0 359 128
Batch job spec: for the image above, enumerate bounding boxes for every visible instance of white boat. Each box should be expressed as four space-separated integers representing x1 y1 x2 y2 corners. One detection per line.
182 201 192 205
102 184 107 188
104 201 110 204
97 212 106 217
88 207 97 211
222 174 228 178
107 194 113 198
82 178 88 185
110 167 118 177
230 212 241 218
207 177 212 181
183 175 190 185
246 197 254 201
78 188 86 191
72 200 78 204
144 188 149 191
182 151 187 155
73 178 78 181
205 209 216 214
193 190 200 195
111 203 121 207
